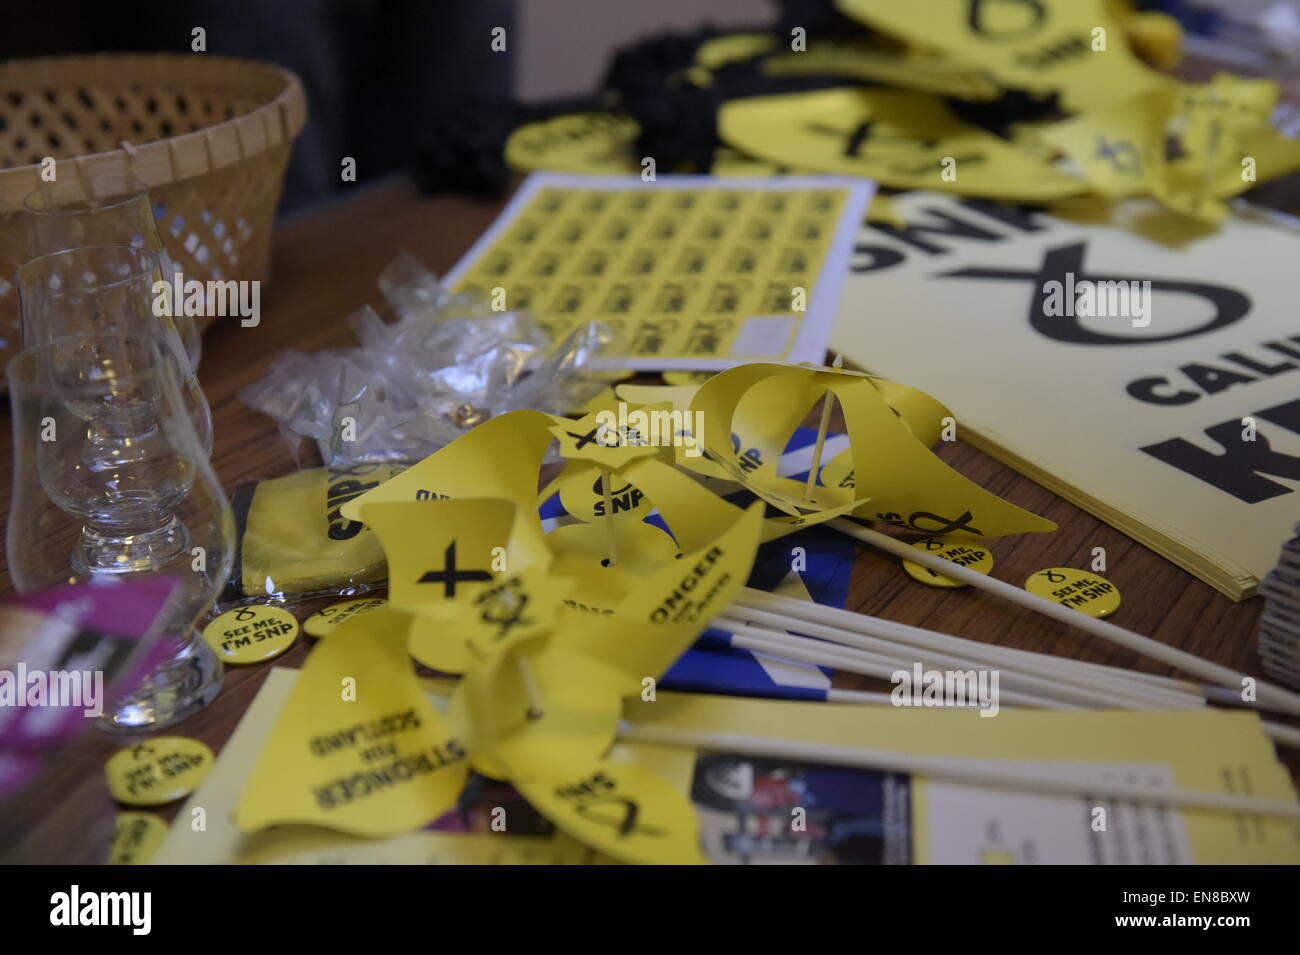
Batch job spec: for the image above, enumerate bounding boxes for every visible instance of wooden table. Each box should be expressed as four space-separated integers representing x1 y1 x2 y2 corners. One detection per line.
3 172 1296 863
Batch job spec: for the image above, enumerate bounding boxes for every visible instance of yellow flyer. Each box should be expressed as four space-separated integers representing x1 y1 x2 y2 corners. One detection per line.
620 693 1300 864
443 172 874 371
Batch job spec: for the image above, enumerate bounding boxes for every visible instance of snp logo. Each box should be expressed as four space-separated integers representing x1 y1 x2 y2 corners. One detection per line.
50 885 151 935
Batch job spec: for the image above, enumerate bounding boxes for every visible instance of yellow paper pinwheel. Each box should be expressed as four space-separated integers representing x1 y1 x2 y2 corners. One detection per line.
622 362 1056 541
236 489 765 864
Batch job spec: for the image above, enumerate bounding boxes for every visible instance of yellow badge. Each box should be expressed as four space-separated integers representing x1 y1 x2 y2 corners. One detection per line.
109 812 169 865
903 536 995 588
1024 567 1121 617
106 736 214 806
303 597 388 637
506 112 640 176
203 604 300 665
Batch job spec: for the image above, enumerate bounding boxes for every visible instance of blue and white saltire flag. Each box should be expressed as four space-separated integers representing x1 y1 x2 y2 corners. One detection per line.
540 426 857 702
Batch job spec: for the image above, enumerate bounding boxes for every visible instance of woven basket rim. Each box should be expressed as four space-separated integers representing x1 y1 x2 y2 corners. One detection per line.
0 52 308 209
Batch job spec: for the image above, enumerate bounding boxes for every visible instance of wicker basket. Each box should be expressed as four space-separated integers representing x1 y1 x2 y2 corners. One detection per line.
0 53 308 363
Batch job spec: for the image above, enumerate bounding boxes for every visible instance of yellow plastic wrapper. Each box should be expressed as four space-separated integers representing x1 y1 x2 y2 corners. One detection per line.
226 463 406 600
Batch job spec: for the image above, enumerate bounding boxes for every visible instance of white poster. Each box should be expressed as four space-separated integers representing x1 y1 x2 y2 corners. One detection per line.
833 193 1300 598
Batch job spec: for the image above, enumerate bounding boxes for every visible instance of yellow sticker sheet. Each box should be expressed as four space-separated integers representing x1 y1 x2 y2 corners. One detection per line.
444 173 874 371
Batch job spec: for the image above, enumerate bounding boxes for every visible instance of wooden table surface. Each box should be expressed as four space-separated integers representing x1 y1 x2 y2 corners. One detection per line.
3 171 1297 862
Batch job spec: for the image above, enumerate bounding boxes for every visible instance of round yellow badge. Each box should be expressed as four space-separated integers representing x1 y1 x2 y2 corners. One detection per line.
109 812 169 865
903 537 995 588
106 736 214 806
303 597 387 637
1024 568 1121 618
202 604 300 664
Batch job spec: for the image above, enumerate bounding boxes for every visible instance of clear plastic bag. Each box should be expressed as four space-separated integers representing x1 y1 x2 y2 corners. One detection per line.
239 252 619 466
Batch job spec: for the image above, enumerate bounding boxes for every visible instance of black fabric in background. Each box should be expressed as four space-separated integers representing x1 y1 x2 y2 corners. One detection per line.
0 0 518 215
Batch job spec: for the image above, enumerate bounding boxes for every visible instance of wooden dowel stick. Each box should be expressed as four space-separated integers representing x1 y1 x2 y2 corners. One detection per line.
601 470 618 568
516 656 545 721
743 590 1279 709
829 518 1300 718
719 616 1177 711
728 596 1205 709
803 353 842 502
721 621 1080 710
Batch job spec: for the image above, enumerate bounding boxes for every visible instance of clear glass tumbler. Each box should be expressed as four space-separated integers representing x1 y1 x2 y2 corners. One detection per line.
23 180 202 369
16 245 213 455
6 335 234 730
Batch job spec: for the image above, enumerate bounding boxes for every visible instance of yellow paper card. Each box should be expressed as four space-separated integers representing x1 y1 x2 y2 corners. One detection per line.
837 0 1167 111
719 88 1085 200
234 607 468 837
